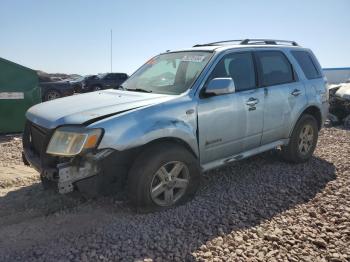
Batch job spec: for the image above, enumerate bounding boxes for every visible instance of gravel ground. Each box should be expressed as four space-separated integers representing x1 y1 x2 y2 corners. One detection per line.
0 134 23 167
0 127 349 261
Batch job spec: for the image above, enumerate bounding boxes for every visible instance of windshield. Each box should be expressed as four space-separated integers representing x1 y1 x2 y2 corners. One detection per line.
98 73 107 79
121 51 212 95
71 76 84 82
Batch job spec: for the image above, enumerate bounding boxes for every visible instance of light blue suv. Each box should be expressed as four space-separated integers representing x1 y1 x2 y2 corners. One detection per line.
23 39 329 211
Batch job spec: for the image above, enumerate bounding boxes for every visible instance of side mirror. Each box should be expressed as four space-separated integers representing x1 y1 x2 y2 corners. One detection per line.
205 78 236 96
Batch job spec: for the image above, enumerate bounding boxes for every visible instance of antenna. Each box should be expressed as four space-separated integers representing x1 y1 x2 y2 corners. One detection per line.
110 29 113 72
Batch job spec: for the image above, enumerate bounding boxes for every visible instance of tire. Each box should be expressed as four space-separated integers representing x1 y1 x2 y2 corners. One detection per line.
127 142 200 212
281 114 319 163
73 85 82 93
44 89 61 101
92 85 102 91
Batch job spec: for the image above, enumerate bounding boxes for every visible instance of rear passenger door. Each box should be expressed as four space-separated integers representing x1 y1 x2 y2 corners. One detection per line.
104 74 118 89
255 50 307 145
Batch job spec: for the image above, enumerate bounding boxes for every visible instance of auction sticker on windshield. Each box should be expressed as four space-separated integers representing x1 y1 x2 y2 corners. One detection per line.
181 55 206 63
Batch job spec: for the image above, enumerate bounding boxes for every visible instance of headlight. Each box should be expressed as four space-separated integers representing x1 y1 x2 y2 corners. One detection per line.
46 126 103 156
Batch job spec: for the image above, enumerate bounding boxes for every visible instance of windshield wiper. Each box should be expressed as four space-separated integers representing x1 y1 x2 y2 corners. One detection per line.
125 88 152 93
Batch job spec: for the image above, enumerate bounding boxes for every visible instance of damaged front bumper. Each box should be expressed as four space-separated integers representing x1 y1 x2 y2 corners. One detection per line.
24 146 114 194
55 149 113 193
22 120 134 196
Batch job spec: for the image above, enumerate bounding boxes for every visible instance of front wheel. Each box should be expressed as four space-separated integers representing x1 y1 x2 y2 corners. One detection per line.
92 85 102 91
281 114 319 163
127 143 200 212
44 90 61 101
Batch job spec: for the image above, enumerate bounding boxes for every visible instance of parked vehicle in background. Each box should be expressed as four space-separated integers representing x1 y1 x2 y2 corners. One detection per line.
328 83 350 127
70 75 97 93
23 39 328 211
40 80 74 101
82 73 128 92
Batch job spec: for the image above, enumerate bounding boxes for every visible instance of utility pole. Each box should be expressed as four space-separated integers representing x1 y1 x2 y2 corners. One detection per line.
110 29 113 72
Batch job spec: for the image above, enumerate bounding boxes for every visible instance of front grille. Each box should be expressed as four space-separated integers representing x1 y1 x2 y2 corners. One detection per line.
23 120 51 157
30 123 48 155
23 120 59 172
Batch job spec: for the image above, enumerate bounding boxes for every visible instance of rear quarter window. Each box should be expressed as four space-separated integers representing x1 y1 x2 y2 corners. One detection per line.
291 51 322 80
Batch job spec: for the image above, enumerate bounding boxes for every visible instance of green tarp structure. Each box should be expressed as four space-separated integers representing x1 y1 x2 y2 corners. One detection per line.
0 57 41 133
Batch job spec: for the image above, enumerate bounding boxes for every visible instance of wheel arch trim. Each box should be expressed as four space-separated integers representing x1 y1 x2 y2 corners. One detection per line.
289 104 322 137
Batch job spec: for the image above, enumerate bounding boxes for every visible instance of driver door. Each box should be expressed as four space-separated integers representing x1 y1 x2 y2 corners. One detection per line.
198 52 264 165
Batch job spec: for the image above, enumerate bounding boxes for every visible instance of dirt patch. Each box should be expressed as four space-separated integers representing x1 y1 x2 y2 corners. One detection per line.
0 166 39 189
0 134 23 167
0 127 349 261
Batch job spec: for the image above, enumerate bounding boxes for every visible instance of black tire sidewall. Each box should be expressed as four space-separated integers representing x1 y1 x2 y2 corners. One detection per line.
127 143 200 211
285 114 319 162
45 90 61 101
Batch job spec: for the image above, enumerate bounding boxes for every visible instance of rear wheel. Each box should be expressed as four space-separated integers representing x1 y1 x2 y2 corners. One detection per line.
127 142 200 212
281 114 318 163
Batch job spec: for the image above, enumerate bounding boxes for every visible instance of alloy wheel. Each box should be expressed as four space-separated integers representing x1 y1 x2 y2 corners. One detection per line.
150 161 189 207
298 124 314 155
46 91 60 100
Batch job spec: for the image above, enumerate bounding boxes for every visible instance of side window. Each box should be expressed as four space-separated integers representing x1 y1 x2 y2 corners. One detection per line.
256 51 294 86
105 74 115 80
291 51 322 79
208 52 256 92
120 74 128 80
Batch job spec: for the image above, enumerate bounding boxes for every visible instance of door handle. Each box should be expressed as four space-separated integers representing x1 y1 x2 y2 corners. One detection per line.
246 97 259 106
291 89 301 96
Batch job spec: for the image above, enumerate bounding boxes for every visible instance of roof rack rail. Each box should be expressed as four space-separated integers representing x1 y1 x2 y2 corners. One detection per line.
193 40 242 47
193 39 299 47
240 39 299 46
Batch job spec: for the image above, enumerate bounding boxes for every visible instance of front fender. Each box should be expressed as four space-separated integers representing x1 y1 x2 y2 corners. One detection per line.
119 119 199 156
92 97 199 157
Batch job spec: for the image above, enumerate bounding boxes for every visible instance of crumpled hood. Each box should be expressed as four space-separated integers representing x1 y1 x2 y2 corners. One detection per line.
26 89 174 129
335 83 350 100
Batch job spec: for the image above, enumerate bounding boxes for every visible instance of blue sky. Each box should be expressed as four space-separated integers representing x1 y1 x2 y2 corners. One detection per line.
0 0 349 75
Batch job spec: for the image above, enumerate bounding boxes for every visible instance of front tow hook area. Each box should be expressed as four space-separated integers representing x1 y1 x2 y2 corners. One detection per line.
57 149 114 194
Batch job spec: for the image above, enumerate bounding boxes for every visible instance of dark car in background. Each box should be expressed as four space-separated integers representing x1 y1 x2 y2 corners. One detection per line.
70 75 97 93
40 81 75 101
81 73 128 92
